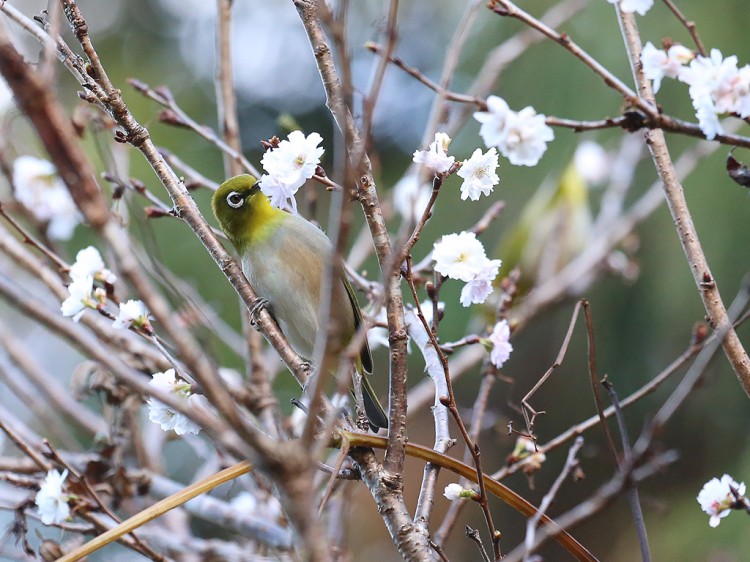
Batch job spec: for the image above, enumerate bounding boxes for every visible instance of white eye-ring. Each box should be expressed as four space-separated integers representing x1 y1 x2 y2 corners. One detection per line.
226 191 244 209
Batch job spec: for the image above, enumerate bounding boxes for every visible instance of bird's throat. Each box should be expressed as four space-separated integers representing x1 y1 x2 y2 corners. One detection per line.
231 193 286 254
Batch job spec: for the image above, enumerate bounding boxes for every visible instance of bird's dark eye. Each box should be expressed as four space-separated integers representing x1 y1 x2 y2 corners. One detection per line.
226 191 244 209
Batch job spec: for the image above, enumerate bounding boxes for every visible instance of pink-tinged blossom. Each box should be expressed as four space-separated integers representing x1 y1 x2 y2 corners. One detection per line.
488 320 513 368
697 474 746 527
641 42 694 93
457 148 500 201
413 132 455 174
459 258 502 307
433 232 489 282
259 130 324 212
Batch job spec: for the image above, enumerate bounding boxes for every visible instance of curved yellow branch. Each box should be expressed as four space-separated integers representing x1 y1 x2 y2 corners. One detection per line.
339 430 598 562
56 461 253 562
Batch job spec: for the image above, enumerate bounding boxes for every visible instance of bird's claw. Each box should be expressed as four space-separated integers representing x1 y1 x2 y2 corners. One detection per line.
249 297 270 327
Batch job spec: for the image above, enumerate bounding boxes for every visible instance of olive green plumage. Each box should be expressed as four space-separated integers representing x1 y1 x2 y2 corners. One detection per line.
211 174 387 430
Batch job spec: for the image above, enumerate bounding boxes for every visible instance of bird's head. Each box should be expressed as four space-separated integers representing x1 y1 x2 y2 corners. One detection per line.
211 174 264 248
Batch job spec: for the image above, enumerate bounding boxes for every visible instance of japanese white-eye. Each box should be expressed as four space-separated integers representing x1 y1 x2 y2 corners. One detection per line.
211 174 388 430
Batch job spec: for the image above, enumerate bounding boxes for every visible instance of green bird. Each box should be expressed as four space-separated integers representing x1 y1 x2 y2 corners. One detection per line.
211 174 388 430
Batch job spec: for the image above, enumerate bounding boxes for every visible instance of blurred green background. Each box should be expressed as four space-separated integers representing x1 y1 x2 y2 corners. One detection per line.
3 0 750 560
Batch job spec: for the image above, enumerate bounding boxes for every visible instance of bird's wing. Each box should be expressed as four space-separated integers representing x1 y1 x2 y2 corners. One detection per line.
342 276 373 375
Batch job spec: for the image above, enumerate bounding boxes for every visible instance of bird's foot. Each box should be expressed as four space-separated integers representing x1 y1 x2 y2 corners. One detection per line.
248 297 270 327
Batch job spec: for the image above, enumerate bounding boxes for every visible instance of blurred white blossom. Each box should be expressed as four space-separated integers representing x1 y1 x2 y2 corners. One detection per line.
457 148 500 201
112 300 152 332
573 141 610 185
697 474 746 527
69 246 117 284
488 320 513 368
640 42 694 93
147 369 202 436
606 0 653 16
393 174 431 223
259 131 324 213
60 275 96 322
474 96 554 167
12 156 81 240
367 306 390 351
35 469 71 525
412 132 455 174
231 491 283 522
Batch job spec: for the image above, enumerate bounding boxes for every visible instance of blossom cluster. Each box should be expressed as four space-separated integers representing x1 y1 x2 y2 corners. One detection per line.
12 156 81 240
147 368 202 436
60 246 152 331
259 130 324 213
473 96 554 167
642 44 750 139
432 231 502 308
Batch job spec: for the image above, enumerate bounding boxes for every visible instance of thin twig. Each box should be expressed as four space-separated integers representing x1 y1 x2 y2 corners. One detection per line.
602 381 651 562
523 437 584 562
661 0 706 56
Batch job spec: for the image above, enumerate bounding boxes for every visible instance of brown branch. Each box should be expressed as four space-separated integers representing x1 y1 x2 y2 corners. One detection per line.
615 6 750 397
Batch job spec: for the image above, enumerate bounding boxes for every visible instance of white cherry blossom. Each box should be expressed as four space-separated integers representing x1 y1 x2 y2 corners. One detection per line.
35 469 71 525
60 275 95 322
147 369 202 436
697 474 746 527
500 106 555 167
457 148 500 201
259 130 324 212
413 132 455 174
432 232 489 282
69 246 117 284
112 299 152 331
